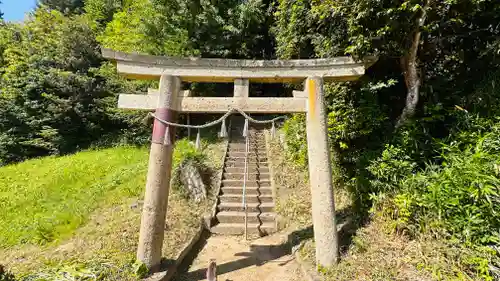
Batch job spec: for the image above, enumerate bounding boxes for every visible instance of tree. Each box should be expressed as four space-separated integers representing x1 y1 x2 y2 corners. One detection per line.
272 0 348 59
38 0 85 14
99 0 274 59
273 0 500 127
84 0 124 28
342 0 500 126
272 0 500 214
0 9 116 164
98 0 159 54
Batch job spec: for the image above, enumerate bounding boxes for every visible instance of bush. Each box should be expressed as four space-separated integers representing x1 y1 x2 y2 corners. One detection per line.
0 11 152 166
404 124 500 244
369 114 500 242
281 114 308 167
366 115 500 278
367 144 417 194
171 139 212 200
0 266 15 281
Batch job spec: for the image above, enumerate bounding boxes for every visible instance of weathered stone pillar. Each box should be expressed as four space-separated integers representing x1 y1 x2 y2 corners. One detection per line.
234 79 249 98
137 75 180 271
234 79 249 111
305 77 339 267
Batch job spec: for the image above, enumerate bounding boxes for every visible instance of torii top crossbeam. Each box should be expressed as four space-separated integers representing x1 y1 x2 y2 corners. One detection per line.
101 48 376 113
102 49 376 83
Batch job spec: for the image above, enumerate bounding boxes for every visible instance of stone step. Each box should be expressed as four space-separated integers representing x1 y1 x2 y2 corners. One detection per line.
216 211 276 224
222 179 271 187
218 202 274 212
220 186 273 196
226 156 268 162
228 142 266 147
224 161 269 168
225 156 268 162
226 150 267 158
217 211 260 224
227 149 266 155
228 140 264 144
223 173 270 181
229 140 266 145
219 194 274 204
224 167 270 173
228 144 266 149
226 152 267 158
227 147 267 153
210 222 276 235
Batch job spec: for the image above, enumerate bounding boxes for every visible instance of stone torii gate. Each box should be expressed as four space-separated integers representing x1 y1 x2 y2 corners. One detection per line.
102 48 376 271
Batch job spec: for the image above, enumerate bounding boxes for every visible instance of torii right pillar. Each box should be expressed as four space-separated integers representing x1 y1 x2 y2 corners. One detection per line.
305 76 339 267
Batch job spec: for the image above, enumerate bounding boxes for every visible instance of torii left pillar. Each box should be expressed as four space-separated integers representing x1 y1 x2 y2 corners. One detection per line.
137 75 180 271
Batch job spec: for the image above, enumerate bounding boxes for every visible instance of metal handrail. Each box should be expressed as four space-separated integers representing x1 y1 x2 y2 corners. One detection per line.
242 128 249 240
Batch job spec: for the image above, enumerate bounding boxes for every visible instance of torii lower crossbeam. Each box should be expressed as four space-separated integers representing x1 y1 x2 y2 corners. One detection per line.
118 95 307 113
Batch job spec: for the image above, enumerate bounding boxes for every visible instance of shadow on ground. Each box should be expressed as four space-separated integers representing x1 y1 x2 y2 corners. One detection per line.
288 205 368 255
173 206 365 280
175 242 293 281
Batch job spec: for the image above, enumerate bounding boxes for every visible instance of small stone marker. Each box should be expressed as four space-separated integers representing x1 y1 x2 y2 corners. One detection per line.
207 259 217 281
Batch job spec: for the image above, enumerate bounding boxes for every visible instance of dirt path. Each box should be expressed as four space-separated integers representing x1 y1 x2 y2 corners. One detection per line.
174 233 304 281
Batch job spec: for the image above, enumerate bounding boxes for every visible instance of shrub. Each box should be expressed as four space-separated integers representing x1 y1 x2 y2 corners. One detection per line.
369 119 499 248
171 139 212 200
0 12 152 166
0 266 15 281
367 123 500 279
281 114 308 167
403 134 500 245
367 144 418 194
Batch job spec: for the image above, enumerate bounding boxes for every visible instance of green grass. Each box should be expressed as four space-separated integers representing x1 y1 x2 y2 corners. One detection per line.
0 140 225 279
0 146 150 247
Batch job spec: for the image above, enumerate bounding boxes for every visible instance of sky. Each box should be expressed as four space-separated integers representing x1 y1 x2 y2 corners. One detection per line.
1 0 37 22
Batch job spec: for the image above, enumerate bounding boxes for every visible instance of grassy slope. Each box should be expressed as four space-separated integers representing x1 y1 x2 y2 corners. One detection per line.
0 141 224 279
269 139 479 281
0 146 149 247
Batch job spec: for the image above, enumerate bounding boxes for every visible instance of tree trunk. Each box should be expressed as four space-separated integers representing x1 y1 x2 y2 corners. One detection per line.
397 49 420 128
396 3 429 128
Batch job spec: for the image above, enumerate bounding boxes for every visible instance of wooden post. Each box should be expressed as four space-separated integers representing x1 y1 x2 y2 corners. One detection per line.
305 77 339 267
137 75 180 271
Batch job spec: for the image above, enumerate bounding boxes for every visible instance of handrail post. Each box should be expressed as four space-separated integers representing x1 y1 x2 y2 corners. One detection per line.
243 125 249 240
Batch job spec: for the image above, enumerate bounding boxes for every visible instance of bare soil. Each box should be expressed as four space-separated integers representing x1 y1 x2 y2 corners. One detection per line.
175 233 304 281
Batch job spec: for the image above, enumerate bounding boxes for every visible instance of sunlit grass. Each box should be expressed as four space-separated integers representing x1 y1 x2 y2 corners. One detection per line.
0 140 225 279
0 146 150 248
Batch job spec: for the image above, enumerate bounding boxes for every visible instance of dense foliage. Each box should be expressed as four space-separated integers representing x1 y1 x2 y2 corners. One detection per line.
1 0 500 278
38 0 85 14
273 0 500 278
0 10 133 164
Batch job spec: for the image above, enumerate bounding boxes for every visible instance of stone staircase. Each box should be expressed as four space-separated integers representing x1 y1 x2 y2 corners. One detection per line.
210 119 277 236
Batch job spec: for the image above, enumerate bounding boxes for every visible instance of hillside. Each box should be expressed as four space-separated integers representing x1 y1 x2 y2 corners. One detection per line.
0 142 223 280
